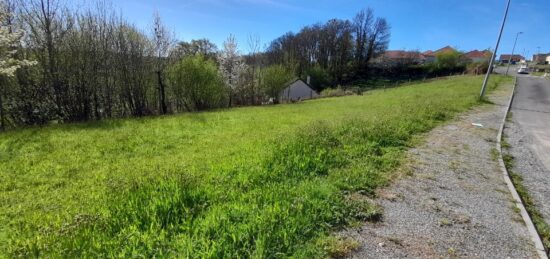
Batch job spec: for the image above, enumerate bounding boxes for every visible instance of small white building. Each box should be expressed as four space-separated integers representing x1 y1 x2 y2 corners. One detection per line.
546 55 550 64
279 79 319 102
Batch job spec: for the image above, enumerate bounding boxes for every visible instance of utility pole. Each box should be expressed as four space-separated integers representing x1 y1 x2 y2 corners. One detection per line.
480 0 511 99
506 31 523 76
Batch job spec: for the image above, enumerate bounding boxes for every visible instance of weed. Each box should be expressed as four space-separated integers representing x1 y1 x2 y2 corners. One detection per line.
503 147 550 254
490 148 500 162
318 236 359 258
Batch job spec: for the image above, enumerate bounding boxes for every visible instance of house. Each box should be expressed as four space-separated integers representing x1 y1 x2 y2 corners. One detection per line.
422 50 436 63
533 53 550 64
422 46 458 63
382 50 424 64
464 50 491 63
499 54 524 64
434 46 457 54
546 55 550 64
279 79 319 102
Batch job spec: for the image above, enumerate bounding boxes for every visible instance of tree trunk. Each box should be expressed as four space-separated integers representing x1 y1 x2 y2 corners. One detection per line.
157 71 167 114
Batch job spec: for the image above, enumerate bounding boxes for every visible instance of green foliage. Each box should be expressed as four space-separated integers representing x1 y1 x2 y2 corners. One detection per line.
503 147 550 253
0 76 510 257
302 65 332 91
260 64 294 99
509 171 550 253
435 50 462 69
320 87 358 98
466 61 489 75
167 55 228 111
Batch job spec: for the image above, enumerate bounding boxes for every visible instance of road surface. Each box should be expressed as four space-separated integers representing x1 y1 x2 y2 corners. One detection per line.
512 74 550 170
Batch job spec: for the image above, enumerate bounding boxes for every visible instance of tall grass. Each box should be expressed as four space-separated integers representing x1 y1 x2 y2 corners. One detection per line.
0 76 509 257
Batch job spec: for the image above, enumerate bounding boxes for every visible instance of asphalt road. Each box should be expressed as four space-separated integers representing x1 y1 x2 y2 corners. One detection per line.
511 74 550 171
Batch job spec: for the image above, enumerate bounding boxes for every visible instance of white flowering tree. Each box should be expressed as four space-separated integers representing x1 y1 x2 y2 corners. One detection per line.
217 34 248 107
0 1 34 77
1 0 35 130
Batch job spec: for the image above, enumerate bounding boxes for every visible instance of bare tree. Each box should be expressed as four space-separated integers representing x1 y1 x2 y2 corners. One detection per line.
247 34 261 104
151 10 173 114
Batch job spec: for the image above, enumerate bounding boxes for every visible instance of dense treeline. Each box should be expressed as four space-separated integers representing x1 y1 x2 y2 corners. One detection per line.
264 8 390 90
2 0 164 127
0 0 391 129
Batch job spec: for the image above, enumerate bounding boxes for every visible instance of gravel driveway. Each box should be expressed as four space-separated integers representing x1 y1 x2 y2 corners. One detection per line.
343 83 537 258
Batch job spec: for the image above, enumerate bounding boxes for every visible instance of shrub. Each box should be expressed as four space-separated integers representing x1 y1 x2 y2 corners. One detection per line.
302 65 332 91
466 61 489 75
320 87 357 98
260 64 294 100
167 55 228 111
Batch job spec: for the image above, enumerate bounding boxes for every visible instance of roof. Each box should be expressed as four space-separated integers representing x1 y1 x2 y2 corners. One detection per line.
384 50 423 59
285 78 313 88
434 46 457 54
422 46 456 57
422 50 435 57
465 50 490 59
499 54 524 60
280 79 319 100
533 53 550 60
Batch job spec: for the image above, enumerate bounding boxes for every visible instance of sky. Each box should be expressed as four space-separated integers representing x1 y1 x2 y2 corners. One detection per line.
113 0 550 58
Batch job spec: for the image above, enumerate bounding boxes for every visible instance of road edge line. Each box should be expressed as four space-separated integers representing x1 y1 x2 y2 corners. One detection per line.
497 76 548 259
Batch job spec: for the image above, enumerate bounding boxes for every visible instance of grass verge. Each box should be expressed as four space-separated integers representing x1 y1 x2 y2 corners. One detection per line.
0 75 509 257
502 140 550 255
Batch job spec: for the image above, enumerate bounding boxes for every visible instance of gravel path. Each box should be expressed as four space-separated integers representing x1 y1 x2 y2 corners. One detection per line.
504 113 550 233
343 84 537 258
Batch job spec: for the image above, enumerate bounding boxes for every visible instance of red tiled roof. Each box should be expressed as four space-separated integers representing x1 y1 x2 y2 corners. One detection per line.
384 50 423 59
422 50 435 57
499 54 524 61
465 50 488 59
422 46 456 57
434 46 456 54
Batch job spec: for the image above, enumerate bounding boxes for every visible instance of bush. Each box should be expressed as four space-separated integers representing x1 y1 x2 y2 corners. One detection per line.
302 65 332 91
260 64 294 100
466 61 489 75
320 87 357 98
167 55 228 111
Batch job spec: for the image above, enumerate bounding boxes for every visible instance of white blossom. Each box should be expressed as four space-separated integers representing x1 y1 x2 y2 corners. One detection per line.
0 2 36 77
217 34 248 92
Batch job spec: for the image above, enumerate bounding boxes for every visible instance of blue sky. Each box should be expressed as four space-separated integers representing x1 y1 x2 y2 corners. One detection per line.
115 0 550 57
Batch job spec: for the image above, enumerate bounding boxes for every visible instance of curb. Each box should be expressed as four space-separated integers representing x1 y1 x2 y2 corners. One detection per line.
497 76 548 259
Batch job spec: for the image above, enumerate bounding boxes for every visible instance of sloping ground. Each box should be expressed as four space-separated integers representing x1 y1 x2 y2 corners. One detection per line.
0 76 509 257
345 83 538 258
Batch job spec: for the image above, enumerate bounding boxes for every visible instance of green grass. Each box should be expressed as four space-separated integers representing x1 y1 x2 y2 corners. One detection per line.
509 171 550 254
502 142 550 255
0 75 509 257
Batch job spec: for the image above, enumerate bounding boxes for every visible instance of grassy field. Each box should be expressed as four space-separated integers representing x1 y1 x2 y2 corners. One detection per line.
0 75 509 257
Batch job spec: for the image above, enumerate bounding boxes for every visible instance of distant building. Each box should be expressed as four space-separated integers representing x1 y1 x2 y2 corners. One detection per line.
422 50 436 63
382 50 424 64
547 55 550 64
533 53 550 64
434 46 457 54
464 50 491 63
499 54 524 64
279 79 319 102
422 46 458 63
